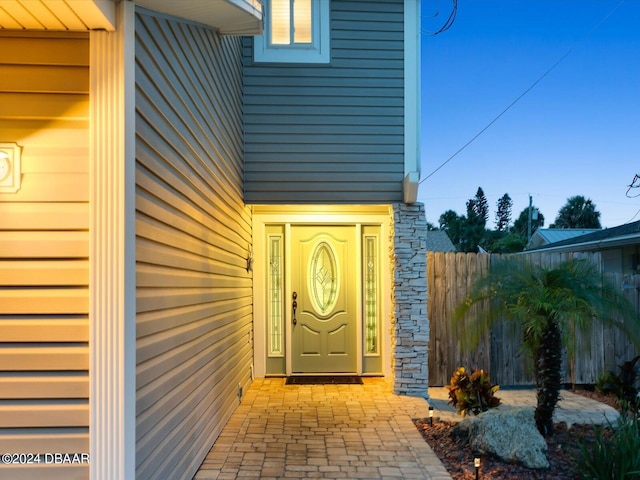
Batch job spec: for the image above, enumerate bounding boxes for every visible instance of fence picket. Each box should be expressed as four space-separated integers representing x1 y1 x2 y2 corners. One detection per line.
427 251 639 386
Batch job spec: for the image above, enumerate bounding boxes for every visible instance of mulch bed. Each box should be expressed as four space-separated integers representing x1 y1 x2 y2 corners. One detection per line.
414 389 619 480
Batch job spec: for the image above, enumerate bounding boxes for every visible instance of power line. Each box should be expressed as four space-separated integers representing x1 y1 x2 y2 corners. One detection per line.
626 206 640 223
420 0 626 185
422 0 458 36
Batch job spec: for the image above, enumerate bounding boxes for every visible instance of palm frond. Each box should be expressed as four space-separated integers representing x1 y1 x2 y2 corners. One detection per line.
453 256 640 355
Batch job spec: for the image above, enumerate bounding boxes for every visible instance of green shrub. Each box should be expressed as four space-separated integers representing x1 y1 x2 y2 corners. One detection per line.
577 412 640 480
447 366 501 417
596 355 640 414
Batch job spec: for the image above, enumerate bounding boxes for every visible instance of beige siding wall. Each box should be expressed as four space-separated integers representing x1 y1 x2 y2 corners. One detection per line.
0 32 90 480
135 11 253 480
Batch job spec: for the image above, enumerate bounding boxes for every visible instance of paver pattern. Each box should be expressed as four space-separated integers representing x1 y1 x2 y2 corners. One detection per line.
194 378 450 479
194 379 619 480
427 387 620 426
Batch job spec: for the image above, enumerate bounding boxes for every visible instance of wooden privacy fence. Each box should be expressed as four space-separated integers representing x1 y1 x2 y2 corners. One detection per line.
427 251 640 386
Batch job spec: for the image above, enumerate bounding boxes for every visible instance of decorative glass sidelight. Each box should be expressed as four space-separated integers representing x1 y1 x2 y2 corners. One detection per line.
364 235 379 355
268 235 284 356
309 241 338 315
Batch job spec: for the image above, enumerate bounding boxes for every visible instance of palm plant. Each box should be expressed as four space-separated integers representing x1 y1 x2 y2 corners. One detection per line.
455 256 639 436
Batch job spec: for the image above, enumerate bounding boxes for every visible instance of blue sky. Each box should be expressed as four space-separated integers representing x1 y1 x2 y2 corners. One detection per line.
418 0 640 229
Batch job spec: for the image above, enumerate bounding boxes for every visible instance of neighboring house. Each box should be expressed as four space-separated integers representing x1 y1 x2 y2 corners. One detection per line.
525 228 601 250
527 220 640 274
0 1 426 479
426 230 456 252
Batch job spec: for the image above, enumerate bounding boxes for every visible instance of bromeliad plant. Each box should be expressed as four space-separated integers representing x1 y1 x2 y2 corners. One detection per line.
447 366 501 417
454 257 640 436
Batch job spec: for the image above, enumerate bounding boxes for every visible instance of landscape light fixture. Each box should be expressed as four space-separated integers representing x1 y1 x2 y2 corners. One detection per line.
428 406 434 426
474 456 481 480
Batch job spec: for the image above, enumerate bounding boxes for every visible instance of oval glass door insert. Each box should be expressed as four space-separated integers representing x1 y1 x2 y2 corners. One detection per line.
309 241 338 315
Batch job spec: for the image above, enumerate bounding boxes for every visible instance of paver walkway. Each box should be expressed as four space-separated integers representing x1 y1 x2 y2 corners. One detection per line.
194 378 450 479
427 387 620 426
193 378 620 480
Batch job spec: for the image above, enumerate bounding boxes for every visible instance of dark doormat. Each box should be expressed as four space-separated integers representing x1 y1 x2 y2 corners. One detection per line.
285 376 363 385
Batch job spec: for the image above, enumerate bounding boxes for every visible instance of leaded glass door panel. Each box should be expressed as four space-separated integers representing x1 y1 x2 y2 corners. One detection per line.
291 226 357 373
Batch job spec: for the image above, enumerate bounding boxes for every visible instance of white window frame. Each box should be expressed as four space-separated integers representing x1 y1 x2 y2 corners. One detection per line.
254 0 330 64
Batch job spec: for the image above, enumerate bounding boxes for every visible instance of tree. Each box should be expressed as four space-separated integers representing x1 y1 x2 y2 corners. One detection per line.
495 193 512 232
513 206 544 240
490 233 526 253
455 188 490 252
458 214 487 252
455 258 639 436
552 195 601 229
439 210 464 249
437 188 493 252
468 187 489 227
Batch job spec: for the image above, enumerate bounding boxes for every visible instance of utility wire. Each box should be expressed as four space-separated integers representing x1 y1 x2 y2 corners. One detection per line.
626 206 640 223
626 174 640 198
422 0 458 36
420 0 626 185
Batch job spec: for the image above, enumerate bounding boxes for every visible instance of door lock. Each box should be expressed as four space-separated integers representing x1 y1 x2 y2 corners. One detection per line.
292 292 297 326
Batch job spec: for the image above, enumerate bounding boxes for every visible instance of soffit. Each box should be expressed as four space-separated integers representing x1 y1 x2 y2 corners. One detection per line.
135 0 262 34
0 0 116 31
0 0 262 34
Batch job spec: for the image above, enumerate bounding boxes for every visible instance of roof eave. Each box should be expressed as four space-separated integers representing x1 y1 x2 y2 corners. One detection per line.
0 0 263 34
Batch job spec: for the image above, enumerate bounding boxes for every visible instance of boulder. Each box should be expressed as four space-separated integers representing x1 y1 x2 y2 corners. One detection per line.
452 406 549 469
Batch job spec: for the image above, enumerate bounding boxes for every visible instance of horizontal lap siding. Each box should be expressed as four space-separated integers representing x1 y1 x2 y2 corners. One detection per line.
135 10 252 480
0 32 89 480
243 0 405 203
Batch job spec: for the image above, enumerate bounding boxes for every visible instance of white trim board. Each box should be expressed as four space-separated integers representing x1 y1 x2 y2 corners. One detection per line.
404 0 421 203
89 2 136 479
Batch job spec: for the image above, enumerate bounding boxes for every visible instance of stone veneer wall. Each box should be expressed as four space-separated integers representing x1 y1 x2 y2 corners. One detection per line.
391 203 429 397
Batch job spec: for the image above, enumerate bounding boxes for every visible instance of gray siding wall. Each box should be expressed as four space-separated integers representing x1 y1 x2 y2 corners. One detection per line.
243 0 405 204
135 10 253 479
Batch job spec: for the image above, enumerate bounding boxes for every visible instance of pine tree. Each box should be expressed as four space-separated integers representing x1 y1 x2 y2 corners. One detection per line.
471 187 489 226
495 193 512 232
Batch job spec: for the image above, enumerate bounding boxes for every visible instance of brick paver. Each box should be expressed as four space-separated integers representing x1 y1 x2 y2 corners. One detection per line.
194 379 618 480
194 378 450 480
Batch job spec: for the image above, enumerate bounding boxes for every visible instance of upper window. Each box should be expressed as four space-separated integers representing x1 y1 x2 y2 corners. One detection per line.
254 0 330 64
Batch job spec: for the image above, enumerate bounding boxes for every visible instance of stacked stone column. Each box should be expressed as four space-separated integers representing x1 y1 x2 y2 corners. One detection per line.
391 203 429 398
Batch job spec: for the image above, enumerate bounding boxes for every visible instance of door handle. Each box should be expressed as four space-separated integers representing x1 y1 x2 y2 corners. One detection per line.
292 291 297 326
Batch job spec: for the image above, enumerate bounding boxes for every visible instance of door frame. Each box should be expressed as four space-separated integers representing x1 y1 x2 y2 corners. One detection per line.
252 205 393 378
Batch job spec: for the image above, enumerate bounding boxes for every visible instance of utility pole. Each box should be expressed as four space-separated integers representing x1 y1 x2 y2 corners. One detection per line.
527 194 533 242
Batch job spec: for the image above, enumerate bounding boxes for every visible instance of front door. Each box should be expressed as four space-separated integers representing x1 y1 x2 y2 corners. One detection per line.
291 226 357 373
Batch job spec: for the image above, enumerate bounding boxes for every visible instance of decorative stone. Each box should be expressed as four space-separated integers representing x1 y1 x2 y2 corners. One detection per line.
391 203 429 398
452 407 549 469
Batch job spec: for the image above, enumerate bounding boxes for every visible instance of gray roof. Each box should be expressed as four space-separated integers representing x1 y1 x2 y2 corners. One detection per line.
526 228 601 250
426 230 456 252
528 220 640 252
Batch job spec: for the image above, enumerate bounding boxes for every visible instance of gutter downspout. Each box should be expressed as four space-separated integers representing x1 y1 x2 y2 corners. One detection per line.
403 0 421 204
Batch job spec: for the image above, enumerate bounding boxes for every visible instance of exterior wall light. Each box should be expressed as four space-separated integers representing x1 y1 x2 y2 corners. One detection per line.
0 143 22 193
246 244 254 272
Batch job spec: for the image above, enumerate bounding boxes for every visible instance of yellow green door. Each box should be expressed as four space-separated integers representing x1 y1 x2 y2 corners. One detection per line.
291 226 357 373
